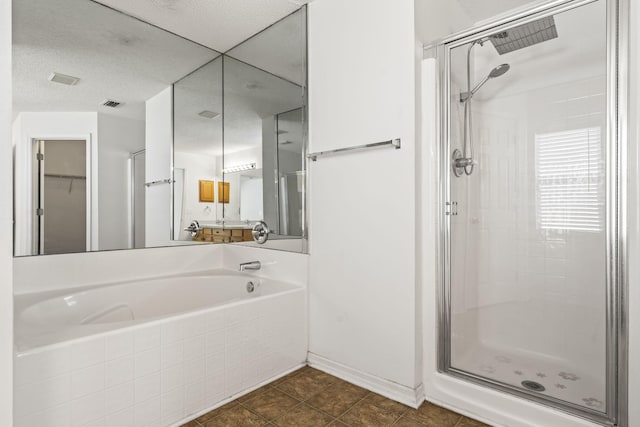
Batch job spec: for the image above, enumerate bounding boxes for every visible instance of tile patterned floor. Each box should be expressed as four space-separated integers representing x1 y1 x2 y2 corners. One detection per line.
182 366 490 427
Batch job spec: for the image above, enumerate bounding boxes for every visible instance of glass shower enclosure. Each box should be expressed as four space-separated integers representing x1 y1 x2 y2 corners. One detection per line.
437 0 626 425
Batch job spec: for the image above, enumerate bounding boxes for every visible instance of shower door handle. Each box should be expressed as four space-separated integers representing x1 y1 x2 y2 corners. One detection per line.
445 202 458 216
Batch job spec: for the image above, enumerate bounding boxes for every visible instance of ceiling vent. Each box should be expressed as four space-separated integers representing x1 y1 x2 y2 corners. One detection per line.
48 72 80 86
198 110 220 119
101 99 123 108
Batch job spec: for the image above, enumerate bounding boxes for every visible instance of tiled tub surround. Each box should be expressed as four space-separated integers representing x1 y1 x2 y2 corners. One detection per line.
14 273 307 427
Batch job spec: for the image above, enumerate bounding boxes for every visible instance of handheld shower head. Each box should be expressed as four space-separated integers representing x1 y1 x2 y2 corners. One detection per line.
488 63 510 78
471 63 510 96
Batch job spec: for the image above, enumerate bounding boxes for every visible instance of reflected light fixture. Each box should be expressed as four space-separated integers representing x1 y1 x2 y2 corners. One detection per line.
222 162 256 174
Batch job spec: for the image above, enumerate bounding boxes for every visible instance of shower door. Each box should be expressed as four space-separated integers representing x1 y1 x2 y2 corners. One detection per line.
439 0 625 424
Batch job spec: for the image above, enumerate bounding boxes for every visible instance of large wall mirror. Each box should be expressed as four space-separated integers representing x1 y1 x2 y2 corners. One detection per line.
12 0 307 256
173 8 307 253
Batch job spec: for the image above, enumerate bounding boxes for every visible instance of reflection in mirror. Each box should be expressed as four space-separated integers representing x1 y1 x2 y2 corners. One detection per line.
12 0 221 256
172 58 223 241
222 56 304 246
276 108 304 236
222 8 307 252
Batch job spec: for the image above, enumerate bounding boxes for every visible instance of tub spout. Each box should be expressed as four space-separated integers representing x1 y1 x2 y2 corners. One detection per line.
239 261 261 272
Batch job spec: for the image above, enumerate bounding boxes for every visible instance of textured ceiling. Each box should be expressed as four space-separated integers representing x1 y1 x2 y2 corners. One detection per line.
224 56 304 154
14 0 305 159
13 0 220 120
174 58 223 157
93 0 312 53
173 55 303 158
227 8 306 85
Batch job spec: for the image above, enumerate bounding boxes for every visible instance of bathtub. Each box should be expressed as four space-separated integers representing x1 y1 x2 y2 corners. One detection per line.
13 270 307 427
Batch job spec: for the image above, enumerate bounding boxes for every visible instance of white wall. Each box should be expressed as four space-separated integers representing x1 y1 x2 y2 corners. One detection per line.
307 0 421 405
13 112 99 255
14 244 223 295
415 0 472 46
223 146 262 222
98 114 145 250
0 0 12 424
145 88 173 247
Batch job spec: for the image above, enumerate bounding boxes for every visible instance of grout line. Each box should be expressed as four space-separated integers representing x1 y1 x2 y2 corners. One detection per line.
389 407 412 425
191 369 474 427
269 400 308 425
332 391 372 421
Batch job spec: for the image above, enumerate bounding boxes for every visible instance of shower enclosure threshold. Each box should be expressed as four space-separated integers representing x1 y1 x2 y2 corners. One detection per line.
452 342 605 412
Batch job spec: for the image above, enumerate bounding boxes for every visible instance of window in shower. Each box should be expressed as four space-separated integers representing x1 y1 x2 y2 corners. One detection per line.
442 0 622 424
535 127 604 232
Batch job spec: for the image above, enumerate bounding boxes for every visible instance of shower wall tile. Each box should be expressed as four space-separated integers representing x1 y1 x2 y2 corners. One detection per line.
451 73 608 373
13 288 307 427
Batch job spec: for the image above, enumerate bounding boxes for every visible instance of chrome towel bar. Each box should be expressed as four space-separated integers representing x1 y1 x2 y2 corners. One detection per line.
145 178 174 187
307 138 401 161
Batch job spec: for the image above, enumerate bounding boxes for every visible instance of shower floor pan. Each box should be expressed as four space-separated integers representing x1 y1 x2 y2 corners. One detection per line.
452 342 605 412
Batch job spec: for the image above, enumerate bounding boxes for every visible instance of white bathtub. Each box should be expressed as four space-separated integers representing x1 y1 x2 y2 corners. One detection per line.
14 270 307 427
15 271 296 350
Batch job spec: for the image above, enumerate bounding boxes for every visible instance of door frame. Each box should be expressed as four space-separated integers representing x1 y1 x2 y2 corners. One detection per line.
28 134 96 254
433 0 628 425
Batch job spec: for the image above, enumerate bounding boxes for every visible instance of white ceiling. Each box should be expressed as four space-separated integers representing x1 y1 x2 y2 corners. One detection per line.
93 0 312 53
224 56 304 153
416 0 545 45
13 0 220 120
14 0 305 159
226 8 306 86
173 55 303 158
457 0 546 24
174 58 223 157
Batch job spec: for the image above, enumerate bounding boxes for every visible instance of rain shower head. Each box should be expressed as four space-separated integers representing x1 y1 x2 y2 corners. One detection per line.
489 16 558 55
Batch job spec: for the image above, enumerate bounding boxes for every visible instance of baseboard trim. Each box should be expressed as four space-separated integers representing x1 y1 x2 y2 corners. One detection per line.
307 352 425 408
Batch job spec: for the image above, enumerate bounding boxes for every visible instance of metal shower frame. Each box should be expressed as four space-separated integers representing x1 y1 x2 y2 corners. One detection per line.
433 0 628 425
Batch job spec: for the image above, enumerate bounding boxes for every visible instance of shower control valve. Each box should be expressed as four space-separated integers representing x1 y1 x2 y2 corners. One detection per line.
454 157 475 168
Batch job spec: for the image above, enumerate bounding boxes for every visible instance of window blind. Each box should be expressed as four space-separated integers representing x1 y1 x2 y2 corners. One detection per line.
535 127 604 232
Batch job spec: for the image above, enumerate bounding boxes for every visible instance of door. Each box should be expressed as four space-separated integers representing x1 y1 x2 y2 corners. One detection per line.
34 139 87 254
440 0 623 424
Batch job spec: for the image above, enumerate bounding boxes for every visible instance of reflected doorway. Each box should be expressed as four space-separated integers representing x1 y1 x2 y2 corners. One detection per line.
32 139 88 255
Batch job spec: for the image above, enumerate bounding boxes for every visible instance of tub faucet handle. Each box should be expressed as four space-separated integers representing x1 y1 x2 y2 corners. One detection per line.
239 261 261 272
252 221 270 244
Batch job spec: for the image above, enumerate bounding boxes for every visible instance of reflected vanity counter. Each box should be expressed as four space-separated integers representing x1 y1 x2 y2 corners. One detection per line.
192 223 254 244
13 268 307 427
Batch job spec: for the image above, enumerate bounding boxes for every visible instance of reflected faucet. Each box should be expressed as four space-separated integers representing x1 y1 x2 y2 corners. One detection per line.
239 261 261 272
